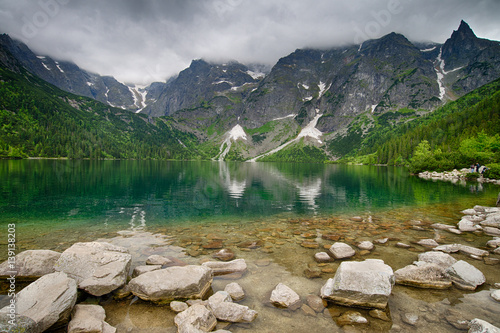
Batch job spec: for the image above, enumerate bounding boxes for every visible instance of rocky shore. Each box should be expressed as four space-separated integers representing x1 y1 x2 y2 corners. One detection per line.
1 205 500 332
418 168 500 185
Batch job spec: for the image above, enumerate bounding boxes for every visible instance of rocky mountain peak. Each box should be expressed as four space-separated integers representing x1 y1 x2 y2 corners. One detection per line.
454 20 477 40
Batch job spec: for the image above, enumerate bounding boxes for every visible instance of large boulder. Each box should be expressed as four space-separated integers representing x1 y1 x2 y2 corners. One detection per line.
394 262 452 289
54 242 132 296
201 259 247 276
320 259 394 309
128 265 213 303
0 250 61 277
68 304 116 333
270 283 301 310
328 242 356 259
445 260 485 290
0 272 77 333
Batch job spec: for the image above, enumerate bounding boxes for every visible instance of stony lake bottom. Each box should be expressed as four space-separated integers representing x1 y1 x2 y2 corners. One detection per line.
0 160 499 332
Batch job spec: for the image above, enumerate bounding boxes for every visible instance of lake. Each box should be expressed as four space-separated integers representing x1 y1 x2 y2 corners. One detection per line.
1 159 499 332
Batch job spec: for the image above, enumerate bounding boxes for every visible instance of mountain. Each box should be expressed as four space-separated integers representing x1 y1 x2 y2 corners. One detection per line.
1 21 499 162
0 58 205 159
440 20 500 96
0 34 146 111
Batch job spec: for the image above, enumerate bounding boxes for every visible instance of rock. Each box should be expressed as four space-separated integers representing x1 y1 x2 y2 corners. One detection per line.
374 238 389 244
0 272 77 333
484 257 500 265
487 238 500 248
171 301 189 313
320 259 394 310
301 241 319 249
434 244 461 253
484 227 500 236
357 241 374 251
68 304 116 333
491 290 500 302
132 265 162 277
474 205 487 213
224 282 245 301
445 260 485 290
328 242 355 259
496 247 500 255
306 295 325 313
304 267 322 279
301 304 316 317
416 239 439 248
369 309 390 321
445 309 471 330
401 313 419 326
418 251 457 268
394 262 452 289
447 228 462 235
0 250 61 277
336 311 368 326
350 216 364 222
459 245 489 257
201 259 247 276
236 240 263 249
174 304 217 332
0 313 37 333
54 242 132 296
435 244 488 257
469 318 500 333
270 283 301 310
129 265 213 303
322 234 340 241
212 249 235 261
430 223 454 230
207 293 257 323
458 218 480 232
208 291 232 305
146 255 172 266
396 242 411 249
314 252 333 263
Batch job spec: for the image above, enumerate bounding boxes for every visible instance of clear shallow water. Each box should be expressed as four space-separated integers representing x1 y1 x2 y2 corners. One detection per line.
1 160 499 332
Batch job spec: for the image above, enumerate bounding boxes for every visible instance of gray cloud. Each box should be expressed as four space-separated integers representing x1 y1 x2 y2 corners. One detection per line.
0 0 499 85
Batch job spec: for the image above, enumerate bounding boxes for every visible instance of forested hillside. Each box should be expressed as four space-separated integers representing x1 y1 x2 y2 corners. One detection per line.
0 66 205 160
343 78 500 174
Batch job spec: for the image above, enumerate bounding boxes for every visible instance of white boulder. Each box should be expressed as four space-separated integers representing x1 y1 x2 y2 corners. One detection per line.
320 259 394 309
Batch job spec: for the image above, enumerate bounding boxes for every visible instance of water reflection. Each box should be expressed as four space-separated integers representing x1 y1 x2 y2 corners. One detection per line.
0 160 497 226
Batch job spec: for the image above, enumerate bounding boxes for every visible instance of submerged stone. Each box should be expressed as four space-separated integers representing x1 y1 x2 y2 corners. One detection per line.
201 259 247 276
320 259 394 310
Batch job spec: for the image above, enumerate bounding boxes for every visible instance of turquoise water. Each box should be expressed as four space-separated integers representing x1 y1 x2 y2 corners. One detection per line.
1 159 496 225
1 160 500 332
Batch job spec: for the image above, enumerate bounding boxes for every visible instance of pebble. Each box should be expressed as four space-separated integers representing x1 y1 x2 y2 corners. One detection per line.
491 290 500 302
396 242 411 248
369 309 390 322
301 304 316 317
336 311 368 326
306 295 325 313
402 313 419 326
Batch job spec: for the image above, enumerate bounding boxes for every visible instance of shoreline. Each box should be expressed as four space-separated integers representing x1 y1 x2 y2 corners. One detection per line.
1 202 500 332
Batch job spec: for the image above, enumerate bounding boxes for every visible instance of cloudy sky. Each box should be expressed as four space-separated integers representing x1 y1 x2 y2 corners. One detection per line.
1 0 499 85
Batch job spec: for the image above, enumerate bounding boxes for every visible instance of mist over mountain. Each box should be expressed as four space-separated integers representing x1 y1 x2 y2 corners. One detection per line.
1 20 499 161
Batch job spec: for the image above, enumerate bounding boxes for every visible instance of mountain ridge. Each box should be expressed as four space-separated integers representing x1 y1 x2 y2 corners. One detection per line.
1 20 499 162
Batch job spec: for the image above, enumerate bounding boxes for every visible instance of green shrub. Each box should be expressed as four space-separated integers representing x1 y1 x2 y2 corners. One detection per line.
484 163 500 179
465 172 481 181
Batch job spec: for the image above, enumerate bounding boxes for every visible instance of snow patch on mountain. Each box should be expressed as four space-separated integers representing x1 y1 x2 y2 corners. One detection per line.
217 124 247 161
